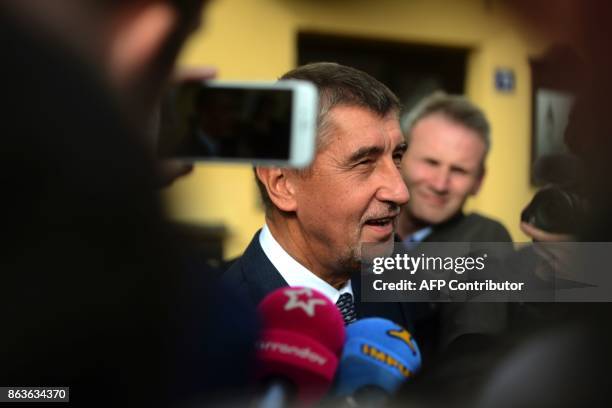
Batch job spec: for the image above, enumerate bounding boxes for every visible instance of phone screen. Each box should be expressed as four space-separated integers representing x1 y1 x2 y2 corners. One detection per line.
158 82 293 161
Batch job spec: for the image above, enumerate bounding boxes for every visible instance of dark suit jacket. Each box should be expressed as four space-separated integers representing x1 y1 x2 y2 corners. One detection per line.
423 212 513 243
221 230 418 334
412 212 514 352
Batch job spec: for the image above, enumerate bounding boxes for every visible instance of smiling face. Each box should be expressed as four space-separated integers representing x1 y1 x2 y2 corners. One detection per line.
401 113 486 226
289 105 410 274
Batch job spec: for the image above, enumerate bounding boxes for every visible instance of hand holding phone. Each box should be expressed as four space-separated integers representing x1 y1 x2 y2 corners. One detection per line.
156 67 218 186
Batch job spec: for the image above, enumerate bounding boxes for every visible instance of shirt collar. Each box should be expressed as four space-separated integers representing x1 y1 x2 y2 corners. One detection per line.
258 224 353 303
402 226 433 249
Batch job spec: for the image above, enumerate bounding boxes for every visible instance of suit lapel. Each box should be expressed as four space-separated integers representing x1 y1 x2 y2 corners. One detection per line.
351 270 416 333
239 230 288 305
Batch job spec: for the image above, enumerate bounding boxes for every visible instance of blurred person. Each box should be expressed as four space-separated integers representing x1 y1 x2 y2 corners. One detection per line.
2 0 204 184
509 0 612 243
398 93 511 245
398 93 512 354
394 2 612 406
3 0 203 124
222 62 416 331
498 2 612 403
0 0 257 406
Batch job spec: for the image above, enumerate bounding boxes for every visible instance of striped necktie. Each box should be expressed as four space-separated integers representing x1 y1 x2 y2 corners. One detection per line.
336 293 357 325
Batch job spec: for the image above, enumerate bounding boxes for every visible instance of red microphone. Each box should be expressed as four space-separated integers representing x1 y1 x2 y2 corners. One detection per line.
255 286 346 406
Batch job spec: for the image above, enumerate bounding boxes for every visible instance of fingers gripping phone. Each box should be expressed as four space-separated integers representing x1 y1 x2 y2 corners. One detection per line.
158 80 318 168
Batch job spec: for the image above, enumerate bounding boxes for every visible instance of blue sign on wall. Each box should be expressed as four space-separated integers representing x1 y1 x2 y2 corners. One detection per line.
495 68 515 92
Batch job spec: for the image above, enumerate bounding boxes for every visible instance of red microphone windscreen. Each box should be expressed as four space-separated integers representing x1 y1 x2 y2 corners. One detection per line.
256 287 346 402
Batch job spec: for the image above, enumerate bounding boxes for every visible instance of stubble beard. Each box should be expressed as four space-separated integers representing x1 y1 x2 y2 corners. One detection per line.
328 243 361 282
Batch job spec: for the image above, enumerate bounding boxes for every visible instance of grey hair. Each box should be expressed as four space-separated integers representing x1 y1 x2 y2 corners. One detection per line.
402 91 491 154
255 62 401 211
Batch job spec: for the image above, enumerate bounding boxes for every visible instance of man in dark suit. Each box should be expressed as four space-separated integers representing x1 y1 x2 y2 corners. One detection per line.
397 93 513 353
222 62 415 331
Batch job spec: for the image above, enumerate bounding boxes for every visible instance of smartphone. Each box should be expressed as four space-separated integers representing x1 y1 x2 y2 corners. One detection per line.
158 80 318 167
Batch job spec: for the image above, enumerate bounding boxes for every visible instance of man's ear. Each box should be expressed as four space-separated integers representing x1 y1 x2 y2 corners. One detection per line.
255 167 298 212
107 2 177 86
470 166 485 195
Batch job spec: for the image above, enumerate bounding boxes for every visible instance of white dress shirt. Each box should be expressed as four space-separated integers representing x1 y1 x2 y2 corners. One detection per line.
258 224 353 304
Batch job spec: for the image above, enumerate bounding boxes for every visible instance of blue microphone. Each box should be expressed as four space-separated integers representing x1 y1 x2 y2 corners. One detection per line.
334 318 422 406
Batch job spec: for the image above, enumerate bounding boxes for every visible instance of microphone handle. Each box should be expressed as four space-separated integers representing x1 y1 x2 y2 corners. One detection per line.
347 385 389 408
257 379 294 408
